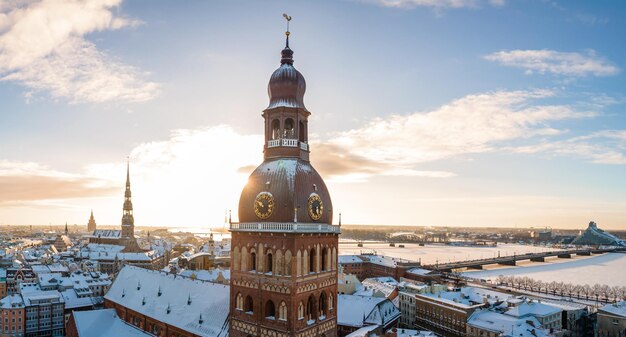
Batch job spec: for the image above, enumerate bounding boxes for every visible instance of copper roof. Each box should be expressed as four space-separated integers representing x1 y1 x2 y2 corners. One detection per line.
238 158 333 224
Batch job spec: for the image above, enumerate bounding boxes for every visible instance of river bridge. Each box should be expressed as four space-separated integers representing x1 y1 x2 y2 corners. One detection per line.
424 247 623 272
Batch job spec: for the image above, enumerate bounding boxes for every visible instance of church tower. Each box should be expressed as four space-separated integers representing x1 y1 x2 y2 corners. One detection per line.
121 161 135 239
230 17 339 337
87 210 97 232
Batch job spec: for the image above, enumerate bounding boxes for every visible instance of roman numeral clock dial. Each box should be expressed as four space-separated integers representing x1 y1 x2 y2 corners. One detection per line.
254 192 274 219
308 193 323 221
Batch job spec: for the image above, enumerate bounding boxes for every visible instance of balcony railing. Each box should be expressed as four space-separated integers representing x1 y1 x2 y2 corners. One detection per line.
266 139 309 150
230 222 340 233
267 139 280 147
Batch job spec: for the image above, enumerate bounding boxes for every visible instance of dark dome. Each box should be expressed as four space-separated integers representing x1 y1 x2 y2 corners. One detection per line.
238 158 332 224
266 47 307 111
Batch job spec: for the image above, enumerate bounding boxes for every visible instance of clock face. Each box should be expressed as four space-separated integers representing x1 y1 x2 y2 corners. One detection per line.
308 194 323 221
254 192 274 219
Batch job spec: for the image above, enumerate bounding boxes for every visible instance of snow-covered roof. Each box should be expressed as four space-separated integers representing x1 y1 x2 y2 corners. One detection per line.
418 286 511 309
75 247 159 262
338 255 365 264
85 243 126 252
337 294 400 328
178 269 230 283
395 329 436 337
468 310 547 337
61 289 100 309
90 230 122 238
355 278 398 299
505 301 561 318
19 285 63 306
105 265 230 337
0 294 24 309
363 255 399 268
407 268 437 276
600 301 626 318
344 325 377 337
72 309 153 337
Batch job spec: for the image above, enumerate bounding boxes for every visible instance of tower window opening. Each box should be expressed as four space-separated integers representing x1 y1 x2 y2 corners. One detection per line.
284 118 295 138
309 249 316 273
306 295 316 322
319 292 327 318
265 300 276 319
266 252 273 273
251 252 257 272
244 296 254 314
321 248 328 271
271 119 281 140
299 121 305 142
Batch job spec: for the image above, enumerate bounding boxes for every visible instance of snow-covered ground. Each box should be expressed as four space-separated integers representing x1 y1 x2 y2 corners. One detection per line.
338 242 559 265
462 253 626 287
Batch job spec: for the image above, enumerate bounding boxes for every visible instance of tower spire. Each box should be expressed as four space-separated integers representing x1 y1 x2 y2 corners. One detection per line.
126 157 131 188
280 14 293 65
122 157 135 239
88 209 97 232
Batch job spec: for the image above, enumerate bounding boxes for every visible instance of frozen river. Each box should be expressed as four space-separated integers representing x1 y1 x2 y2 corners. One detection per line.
338 242 559 265
338 242 626 287
462 253 626 287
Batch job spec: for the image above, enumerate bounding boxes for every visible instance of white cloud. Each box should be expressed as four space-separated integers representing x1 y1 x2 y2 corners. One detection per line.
0 160 117 206
485 49 620 77
513 130 626 164
0 0 158 103
362 0 501 9
326 90 594 169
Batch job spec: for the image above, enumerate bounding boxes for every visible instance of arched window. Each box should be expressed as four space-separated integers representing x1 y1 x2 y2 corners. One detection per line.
319 292 327 318
265 300 276 319
241 247 248 271
321 247 329 271
279 301 288 321
306 295 316 322
284 250 292 276
236 293 243 310
329 294 334 311
244 296 253 314
266 251 273 274
275 250 282 276
303 250 308 275
284 118 294 138
331 247 337 270
299 121 305 142
298 302 304 320
250 251 256 272
309 248 316 273
271 119 280 140
233 246 241 271
296 250 302 276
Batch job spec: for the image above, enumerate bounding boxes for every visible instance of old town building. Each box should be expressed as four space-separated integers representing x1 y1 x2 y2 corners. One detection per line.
597 301 626 337
0 295 25 337
104 265 229 337
229 22 340 337
5 269 35 296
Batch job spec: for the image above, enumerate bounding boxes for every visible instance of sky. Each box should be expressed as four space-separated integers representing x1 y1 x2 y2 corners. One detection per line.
0 0 625 230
